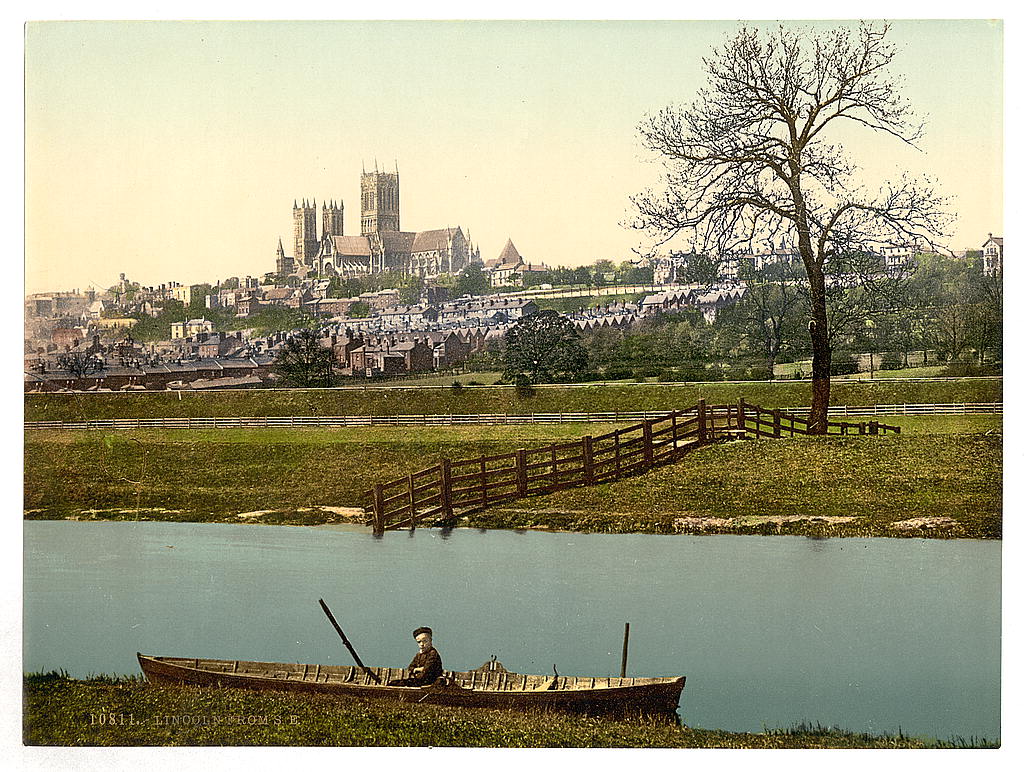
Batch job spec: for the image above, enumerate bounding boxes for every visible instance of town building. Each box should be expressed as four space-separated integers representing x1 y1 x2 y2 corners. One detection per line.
982 234 1003 277
171 318 215 339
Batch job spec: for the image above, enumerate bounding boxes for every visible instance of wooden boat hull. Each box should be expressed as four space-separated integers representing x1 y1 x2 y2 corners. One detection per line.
137 654 685 720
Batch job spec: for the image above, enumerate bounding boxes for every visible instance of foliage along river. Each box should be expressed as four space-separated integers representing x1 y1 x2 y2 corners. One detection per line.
24 521 1000 742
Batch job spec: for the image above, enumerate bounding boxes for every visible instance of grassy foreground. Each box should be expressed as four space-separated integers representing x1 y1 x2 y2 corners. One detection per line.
24 379 1001 422
25 673 987 748
24 416 1001 538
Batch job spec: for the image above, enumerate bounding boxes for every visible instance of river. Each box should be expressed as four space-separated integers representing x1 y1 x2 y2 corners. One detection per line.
23 521 1000 741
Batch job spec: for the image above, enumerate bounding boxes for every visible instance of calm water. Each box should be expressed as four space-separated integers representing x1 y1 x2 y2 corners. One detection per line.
24 521 1000 741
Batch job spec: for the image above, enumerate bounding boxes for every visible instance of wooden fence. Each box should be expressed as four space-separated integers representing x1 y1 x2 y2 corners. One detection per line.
23 401 1000 432
361 399 900 534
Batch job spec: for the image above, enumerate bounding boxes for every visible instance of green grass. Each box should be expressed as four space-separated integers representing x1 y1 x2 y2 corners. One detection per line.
849 365 949 379
382 371 504 387
24 379 1002 422
25 673 988 747
24 417 1001 537
474 428 1001 539
23 424 616 524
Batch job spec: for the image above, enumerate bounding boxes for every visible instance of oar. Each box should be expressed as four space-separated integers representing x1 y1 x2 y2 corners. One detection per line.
318 598 381 684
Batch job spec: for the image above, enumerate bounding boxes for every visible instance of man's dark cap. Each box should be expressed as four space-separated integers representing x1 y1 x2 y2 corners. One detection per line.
413 626 433 638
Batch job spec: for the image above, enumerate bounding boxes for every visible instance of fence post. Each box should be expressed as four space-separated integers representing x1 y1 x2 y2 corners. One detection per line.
642 421 654 465
582 435 594 484
515 450 528 496
614 430 622 478
671 412 679 453
697 399 708 444
406 473 418 523
480 456 488 506
773 409 781 439
737 398 746 438
869 420 878 435
859 422 866 435
441 459 453 520
373 484 385 536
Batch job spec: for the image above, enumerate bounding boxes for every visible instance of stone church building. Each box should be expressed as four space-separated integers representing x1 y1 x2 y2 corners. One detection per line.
276 166 480 280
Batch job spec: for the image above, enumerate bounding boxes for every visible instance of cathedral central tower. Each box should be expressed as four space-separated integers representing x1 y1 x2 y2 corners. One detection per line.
360 167 400 235
293 199 318 266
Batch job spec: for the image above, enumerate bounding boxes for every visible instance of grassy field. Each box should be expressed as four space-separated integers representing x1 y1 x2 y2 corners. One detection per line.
24 379 1002 422
385 370 504 386
24 416 1001 537
24 673 988 748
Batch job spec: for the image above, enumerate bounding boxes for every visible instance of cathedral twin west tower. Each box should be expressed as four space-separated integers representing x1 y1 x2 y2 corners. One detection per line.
276 166 480 280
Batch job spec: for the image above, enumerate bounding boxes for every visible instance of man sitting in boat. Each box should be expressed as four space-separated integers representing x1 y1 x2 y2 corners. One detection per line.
390 626 443 687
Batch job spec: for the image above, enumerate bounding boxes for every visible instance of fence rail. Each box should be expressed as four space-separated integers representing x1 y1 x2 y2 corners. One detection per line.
22 402 1002 431
361 400 902 534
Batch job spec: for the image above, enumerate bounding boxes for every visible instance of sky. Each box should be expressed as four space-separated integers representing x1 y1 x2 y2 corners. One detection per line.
24 19 1003 295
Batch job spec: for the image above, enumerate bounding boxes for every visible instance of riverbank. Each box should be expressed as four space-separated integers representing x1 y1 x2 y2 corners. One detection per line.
24 673 991 748
24 378 1001 422
24 416 1001 538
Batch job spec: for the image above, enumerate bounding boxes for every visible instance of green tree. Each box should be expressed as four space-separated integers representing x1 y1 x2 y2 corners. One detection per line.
347 301 371 318
633 23 950 432
129 300 187 342
674 252 721 286
966 274 1002 365
272 329 336 387
188 284 214 317
522 269 553 288
398 275 424 305
592 259 616 286
502 310 589 384
454 263 490 297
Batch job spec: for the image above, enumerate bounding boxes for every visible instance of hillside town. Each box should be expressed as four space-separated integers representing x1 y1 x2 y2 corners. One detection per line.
23 165 1003 392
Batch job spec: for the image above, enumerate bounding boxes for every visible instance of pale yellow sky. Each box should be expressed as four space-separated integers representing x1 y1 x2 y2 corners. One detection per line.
24 20 1003 295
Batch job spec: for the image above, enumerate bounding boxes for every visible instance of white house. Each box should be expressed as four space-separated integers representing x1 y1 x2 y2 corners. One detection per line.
982 234 1003 277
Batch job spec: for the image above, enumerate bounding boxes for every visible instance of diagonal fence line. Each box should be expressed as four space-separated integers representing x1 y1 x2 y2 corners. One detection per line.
360 400 903 535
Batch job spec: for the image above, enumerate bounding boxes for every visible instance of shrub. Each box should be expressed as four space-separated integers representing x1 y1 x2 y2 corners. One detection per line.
703 365 726 382
514 377 535 397
745 365 774 381
673 362 710 381
830 355 860 376
632 366 660 379
880 351 904 370
940 361 1002 378
601 366 634 381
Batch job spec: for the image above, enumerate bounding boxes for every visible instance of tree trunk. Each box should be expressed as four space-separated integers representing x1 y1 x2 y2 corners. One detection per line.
806 268 831 434
795 195 831 434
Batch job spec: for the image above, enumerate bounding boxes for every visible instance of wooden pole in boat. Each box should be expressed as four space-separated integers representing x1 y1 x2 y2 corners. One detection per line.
620 622 630 678
318 598 381 684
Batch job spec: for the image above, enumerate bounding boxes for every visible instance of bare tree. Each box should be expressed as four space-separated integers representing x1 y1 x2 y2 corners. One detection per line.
722 265 806 376
57 350 105 378
633 22 951 431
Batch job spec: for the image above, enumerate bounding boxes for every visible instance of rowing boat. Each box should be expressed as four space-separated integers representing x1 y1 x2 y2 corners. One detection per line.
137 653 686 720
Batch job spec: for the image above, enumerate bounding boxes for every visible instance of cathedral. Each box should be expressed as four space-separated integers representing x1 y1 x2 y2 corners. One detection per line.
276 166 480 280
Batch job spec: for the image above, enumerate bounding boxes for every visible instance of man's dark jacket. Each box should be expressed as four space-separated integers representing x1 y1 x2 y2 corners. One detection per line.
403 648 443 686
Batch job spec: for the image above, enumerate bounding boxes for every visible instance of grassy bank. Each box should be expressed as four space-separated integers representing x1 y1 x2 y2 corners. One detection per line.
24 416 1001 537
24 379 1001 422
25 673 988 747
